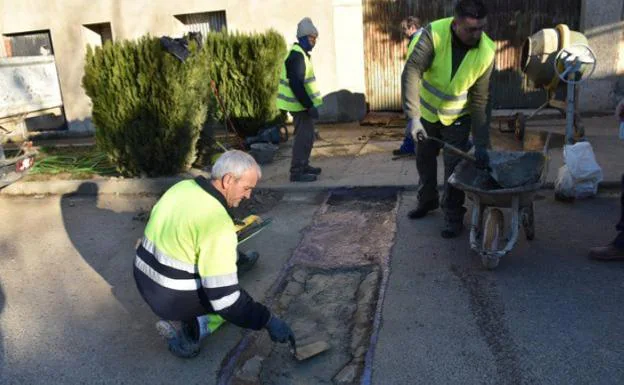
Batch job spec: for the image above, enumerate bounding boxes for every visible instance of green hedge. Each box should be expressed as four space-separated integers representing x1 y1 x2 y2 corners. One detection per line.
83 37 206 177
82 30 287 176
200 30 287 138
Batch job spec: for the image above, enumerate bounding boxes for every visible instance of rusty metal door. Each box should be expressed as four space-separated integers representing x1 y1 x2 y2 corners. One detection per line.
362 0 581 111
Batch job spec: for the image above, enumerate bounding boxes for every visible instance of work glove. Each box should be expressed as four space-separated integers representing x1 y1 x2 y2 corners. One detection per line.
307 107 319 120
409 118 427 142
474 146 490 170
265 315 294 343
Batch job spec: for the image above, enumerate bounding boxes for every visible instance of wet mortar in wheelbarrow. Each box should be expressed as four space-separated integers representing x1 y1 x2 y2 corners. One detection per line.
448 150 548 270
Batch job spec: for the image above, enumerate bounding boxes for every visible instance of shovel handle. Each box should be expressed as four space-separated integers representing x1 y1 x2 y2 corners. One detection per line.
427 136 477 163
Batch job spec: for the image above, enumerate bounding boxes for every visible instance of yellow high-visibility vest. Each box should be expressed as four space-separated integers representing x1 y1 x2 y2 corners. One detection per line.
276 44 323 112
142 179 238 289
420 17 495 125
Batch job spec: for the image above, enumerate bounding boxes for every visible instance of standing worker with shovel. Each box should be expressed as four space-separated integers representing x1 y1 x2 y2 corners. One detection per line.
402 0 496 238
277 17 324 182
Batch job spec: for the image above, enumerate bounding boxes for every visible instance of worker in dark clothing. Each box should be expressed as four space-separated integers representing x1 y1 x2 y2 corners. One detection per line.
394 16 423 157
589 102 624 260
589 174 624 260
402 0 495 238
134 151 294 358
276 17 323 182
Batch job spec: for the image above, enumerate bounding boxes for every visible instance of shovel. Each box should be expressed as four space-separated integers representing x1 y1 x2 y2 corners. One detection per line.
426 136 542 189
289 335 330 361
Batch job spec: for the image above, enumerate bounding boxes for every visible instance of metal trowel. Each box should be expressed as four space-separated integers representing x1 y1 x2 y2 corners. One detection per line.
289 335 330 361
235 215 273 244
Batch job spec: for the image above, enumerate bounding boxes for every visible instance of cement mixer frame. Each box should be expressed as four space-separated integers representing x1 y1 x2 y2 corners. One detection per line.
505 24 597 144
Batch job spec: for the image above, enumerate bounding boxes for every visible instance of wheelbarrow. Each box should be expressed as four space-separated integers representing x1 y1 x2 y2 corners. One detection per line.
448 144 549 270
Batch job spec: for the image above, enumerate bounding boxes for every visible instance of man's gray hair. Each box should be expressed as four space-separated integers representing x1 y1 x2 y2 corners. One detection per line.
211 150 262 180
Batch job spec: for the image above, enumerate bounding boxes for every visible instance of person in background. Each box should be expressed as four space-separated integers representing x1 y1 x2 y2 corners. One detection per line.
589 100 624 261
393 16 424 157
276 17 324 182
588 174 624 260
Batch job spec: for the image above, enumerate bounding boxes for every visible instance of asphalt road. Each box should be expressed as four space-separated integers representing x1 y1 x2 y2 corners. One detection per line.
0 189 322 385
374 190 624 385
0 189 622 384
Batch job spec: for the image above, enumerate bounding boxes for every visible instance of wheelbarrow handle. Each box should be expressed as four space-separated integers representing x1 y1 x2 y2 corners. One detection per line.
427 136 477 163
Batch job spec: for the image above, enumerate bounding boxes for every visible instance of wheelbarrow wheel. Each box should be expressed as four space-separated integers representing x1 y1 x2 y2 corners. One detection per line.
481 254 500 270
481 208 504 270
521 205 535 241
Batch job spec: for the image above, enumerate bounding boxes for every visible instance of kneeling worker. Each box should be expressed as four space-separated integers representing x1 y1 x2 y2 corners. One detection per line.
133 150 294 358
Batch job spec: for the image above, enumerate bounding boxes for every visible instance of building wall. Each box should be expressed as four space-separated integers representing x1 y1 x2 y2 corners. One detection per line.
3 0 622 129
1 0 367 131
580 0 624 112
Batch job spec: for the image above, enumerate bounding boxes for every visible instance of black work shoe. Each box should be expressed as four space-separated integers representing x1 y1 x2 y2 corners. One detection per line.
290 173 317 182
589 244 624 260
441 222 464 239
156 321 200 358
392 149 403 156
237 251 259 273
407 200 439 219
304 165 322 175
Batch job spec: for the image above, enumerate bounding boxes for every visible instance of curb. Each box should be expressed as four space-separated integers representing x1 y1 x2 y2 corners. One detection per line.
0 177 185 196
1 178 620 197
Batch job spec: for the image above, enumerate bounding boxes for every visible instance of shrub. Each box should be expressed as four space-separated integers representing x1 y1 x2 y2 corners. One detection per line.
83 36 206 177
200 29 287 138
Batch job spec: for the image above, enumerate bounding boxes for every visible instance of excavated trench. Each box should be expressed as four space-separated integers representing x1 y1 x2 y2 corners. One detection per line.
220 188 399 385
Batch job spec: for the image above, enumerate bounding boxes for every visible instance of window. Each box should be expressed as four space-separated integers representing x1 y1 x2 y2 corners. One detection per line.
175 11 227 35
83 22 113 47
3 30 53 57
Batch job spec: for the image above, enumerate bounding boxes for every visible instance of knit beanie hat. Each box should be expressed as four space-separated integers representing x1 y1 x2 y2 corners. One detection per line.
296 17 318 38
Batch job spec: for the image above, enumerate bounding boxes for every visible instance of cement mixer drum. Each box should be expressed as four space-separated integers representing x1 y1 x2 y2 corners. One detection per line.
508 24 596 144
521 24 591 90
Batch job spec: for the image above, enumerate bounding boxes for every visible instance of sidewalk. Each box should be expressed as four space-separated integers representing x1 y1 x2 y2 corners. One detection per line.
262 114 623 190
1 115 622 196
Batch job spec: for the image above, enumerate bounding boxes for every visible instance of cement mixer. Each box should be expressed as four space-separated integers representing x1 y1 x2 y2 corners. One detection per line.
510 24 597 144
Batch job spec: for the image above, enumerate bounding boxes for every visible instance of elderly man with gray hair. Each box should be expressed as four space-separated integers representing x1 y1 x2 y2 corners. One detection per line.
133 150 294 358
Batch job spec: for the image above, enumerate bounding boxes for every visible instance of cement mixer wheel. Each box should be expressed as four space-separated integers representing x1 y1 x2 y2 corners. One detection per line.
514 112 526 141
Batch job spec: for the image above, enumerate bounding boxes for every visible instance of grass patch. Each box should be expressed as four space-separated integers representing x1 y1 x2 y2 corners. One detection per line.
25 145 119 181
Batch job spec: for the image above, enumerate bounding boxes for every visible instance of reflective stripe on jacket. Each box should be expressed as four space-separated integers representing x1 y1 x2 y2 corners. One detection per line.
133 178 270 330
